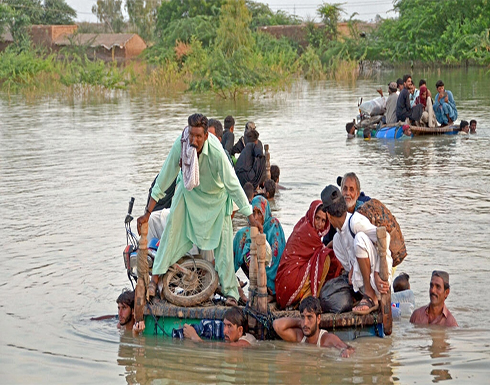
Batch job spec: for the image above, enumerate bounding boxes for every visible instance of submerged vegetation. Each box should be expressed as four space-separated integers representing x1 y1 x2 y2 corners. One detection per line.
0 0 489 98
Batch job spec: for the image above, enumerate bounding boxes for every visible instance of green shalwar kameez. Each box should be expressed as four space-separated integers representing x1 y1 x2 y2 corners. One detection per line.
151 133 252 300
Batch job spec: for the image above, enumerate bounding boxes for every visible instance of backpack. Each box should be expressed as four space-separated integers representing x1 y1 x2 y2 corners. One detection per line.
348 199 407 267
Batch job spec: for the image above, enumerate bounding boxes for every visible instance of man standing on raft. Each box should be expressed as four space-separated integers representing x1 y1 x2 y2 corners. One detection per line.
137 113 262 307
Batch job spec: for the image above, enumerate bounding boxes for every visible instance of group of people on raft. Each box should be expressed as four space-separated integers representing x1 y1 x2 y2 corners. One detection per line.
347 74 478 138
124 113 458 350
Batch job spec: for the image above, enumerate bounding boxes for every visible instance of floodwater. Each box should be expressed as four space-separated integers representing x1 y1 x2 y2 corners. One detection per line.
1 67 489 384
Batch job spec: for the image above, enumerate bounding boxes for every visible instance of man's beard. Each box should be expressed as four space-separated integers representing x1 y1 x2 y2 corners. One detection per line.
119 315 131 326
303 323 318 338
345 198 356 209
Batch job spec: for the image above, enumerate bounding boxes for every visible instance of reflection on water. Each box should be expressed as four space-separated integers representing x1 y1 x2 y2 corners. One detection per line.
116 332 395 385
1 67 490 384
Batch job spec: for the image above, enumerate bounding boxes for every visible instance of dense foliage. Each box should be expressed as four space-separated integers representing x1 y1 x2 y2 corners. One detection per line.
363 0 490 64
0 0 76 46
0 0 488 97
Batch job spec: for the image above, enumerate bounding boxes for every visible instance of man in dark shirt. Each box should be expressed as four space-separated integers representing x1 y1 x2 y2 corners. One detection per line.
221 115 235 154
396 74 424 124
231 121 260 156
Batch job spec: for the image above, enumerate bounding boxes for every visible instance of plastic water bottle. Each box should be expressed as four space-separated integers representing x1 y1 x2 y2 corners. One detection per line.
399 302 414 317
391 303 401 319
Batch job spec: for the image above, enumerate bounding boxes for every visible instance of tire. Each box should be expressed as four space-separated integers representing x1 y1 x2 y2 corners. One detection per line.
162 259 219 307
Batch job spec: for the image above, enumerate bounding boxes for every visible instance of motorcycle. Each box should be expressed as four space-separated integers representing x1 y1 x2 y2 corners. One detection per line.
123 197 219 307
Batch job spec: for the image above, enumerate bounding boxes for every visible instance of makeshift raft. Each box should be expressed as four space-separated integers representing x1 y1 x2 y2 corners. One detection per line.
357 123 459 139
140 226 393 340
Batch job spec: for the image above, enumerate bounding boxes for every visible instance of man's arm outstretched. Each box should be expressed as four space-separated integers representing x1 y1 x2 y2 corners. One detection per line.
273 317 302 342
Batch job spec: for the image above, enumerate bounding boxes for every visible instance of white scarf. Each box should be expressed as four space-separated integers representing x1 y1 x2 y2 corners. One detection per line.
180 126 200 191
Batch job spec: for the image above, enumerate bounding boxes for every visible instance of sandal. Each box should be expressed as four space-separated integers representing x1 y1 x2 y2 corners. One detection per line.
352 295 379 315
148 280 158 298
225 296 238 307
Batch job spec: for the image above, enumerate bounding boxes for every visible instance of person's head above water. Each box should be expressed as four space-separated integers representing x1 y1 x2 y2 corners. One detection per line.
223 306 248 342
346 121 356 136
459 120 469 133
117 289 135 329
393 273 410 292
270 165 280 183
262 178 276 199
298 296 322 338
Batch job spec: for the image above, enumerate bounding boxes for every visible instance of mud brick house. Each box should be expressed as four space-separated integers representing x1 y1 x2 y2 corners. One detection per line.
54 33 147 62
1 25 146 61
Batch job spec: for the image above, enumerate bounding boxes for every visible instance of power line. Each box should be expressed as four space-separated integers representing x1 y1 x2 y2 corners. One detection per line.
5 3 94 16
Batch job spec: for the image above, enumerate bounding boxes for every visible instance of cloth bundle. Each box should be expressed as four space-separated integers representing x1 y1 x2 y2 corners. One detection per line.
180 126 200 191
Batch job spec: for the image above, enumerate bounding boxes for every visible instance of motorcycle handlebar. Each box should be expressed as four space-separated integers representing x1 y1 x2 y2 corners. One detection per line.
128 197 135 215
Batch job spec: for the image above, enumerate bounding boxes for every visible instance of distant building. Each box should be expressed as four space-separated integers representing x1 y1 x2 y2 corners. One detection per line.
55 33 147 61
0 25 147 61
30 25 78 48
0 31 13 51
257 22 376 48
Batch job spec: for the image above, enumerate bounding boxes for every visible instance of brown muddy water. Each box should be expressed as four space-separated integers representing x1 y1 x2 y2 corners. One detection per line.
1 67 489 384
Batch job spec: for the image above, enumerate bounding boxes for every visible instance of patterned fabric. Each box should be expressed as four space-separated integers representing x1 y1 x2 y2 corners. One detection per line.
233 196 286 294
275 200 342 309
356 198 407 267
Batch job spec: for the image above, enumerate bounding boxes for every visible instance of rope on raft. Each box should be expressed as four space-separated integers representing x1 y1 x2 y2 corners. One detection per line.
243 302 277 339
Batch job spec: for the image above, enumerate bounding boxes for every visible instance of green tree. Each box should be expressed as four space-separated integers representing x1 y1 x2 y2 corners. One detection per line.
160 15 217 48
155 0 223 33
246 1 301 30
215 0 253 56
92 0 124 33
43 0 77 25
317 2 344 40
367 0 490 64
126 0 160 42
1 1 43 47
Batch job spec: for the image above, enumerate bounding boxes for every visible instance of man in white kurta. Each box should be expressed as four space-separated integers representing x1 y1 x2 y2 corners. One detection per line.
321 185 392 313
137 114 261 303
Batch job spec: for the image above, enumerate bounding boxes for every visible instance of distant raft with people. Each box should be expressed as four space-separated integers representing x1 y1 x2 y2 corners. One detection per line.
356 121 459 139
352 96 459 139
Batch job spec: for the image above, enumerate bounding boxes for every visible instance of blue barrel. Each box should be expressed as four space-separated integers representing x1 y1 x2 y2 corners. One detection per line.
376 126 403 139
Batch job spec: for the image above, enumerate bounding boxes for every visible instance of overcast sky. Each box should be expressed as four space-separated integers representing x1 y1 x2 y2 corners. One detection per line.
66 0 396 23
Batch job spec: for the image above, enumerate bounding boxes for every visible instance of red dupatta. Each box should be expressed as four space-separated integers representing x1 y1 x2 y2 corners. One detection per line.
276 200 341 309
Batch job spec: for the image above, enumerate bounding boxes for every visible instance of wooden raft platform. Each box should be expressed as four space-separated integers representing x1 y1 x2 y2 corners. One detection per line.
135 169 392 339
146 299 383 330
410 124 459 135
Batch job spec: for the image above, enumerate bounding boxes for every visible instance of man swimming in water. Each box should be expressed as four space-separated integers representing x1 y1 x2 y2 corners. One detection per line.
183 306 256 346
273 297 355 357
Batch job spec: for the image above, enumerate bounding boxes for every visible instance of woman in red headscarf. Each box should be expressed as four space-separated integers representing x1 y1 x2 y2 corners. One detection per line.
275 200 342 309
415 85 437 127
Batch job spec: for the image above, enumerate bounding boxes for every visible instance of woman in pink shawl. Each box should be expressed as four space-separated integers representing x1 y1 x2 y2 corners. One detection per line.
275 200 342 309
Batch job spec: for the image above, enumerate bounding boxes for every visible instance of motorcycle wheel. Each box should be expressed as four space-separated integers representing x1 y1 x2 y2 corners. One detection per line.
162 259 219 307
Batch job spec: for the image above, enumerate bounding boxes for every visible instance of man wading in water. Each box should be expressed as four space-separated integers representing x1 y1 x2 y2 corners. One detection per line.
273 297 355 357
182 307 256 347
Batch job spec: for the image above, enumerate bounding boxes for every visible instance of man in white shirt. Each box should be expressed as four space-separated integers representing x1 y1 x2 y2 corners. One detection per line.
321 185 392 315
